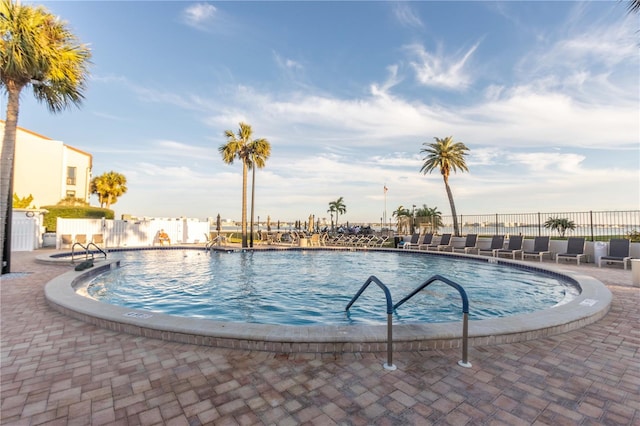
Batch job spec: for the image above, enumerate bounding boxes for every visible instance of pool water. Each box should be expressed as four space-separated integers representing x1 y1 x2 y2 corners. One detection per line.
83 249 579 326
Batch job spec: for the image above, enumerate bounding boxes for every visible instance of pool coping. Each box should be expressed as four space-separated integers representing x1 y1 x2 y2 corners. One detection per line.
41 246 612 353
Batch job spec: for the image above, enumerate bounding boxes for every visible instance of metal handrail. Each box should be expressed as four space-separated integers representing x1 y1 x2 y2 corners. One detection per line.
205 235 227 249
394 274 472 368
71 242 107 263
86 242 107 259
346 276 396 371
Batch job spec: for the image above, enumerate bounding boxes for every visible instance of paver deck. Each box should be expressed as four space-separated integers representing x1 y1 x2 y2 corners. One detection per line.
1 249 639 425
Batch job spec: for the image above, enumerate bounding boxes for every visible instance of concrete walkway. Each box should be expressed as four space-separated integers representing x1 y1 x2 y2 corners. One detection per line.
1 250 638 425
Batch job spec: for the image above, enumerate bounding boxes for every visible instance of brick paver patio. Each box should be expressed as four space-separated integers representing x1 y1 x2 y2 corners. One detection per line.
1 250 638 425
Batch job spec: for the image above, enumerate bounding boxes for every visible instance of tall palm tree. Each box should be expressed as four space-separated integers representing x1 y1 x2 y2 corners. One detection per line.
91 171 127 209
328 197 346 229
220 122 265 248
0 0 91 273
247 137 271 247
420 136 469 237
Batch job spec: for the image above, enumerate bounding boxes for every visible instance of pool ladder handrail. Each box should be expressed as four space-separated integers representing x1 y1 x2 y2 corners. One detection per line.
205 235 227 250
346 274 472 371
346 275 396 371
71 242 107 263
394 274 472 368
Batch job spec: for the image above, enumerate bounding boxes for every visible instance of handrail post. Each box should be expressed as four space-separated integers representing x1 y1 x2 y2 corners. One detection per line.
346 276 396 371
384 313 396 371
394 274 472 368
458 312 472 368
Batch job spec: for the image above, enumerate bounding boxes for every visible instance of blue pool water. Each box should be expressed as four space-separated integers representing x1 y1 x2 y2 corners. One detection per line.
83 249 579 326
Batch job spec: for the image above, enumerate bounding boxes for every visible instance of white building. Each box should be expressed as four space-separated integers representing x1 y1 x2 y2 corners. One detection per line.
1 120 93 208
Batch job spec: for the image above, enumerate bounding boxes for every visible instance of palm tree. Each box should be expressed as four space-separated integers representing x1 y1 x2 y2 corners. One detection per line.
220 122 266 248
415 204 443 233
247 137 271 247
392 205 411 234
90 176 107 208
420 136 469 237
544 217 576 238
327 204 336 232
0 0 91 273
91 171 127 209
328 197 346 229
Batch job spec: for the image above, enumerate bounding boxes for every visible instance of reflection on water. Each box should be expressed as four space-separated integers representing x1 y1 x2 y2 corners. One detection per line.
84 250 579 326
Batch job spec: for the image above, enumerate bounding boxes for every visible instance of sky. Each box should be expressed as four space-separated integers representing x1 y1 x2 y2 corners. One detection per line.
7 1 640 224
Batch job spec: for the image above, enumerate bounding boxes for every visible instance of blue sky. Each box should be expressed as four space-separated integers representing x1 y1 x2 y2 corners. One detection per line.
9 1 639 223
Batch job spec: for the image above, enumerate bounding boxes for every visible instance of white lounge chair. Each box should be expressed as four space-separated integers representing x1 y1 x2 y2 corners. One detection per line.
494 235 524 259
556 237 586 265
522 236 551 262
451 234 478 254
478 235 504 256
599 238 632 269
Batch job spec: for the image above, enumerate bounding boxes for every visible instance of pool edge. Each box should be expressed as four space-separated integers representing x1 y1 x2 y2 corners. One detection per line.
42 248 612 354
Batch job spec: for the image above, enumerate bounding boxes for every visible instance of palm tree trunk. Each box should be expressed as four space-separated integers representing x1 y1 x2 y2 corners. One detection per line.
1 83 23 274
443 177 461 237
250 166 255 248
241 162 248 247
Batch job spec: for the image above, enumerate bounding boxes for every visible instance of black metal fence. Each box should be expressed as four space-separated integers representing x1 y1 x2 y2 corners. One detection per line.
416 210 640 241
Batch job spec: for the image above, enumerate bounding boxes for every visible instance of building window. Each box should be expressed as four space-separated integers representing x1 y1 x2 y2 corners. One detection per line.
66 166 76 185
66 190 76 198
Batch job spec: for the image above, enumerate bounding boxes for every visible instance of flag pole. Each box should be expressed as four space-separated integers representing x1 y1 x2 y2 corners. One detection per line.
383 184 388 236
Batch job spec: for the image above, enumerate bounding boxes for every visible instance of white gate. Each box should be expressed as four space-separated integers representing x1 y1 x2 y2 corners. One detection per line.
11 210 45 252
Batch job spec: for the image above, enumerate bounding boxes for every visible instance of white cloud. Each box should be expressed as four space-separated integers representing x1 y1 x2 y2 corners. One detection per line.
404 42 479 90
393 2 423 29
273 51 303 71
181 3 217 31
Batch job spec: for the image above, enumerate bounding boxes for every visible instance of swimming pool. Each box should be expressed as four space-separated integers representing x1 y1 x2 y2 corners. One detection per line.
43 247 612 353
82 249 579 326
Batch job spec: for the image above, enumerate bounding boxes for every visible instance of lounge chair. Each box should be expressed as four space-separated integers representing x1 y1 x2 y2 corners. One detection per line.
599 238 632 270
435 233 453 251
375 235 389 247
522 236 551 262
309 233 321 247
91 234 104 248
75 234 87 247
494 235 524 259
416 233 434 250
400 233 421 249
556 237 586 265
426 233 452 251
60 234 73 249
477 235 505 256
451 234 478 254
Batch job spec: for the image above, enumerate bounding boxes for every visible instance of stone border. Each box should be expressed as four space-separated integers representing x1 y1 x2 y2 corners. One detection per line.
42 248 612 353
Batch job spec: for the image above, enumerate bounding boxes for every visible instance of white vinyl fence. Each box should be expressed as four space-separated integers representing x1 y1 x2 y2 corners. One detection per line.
11 210 46 251
55 218 210 249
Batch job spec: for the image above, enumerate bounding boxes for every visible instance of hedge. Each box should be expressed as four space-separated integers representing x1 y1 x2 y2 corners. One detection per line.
42 206 114 232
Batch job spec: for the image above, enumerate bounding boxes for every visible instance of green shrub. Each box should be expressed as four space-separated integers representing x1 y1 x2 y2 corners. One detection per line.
42 206 114 232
